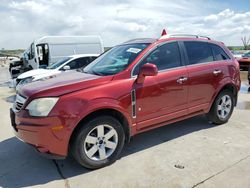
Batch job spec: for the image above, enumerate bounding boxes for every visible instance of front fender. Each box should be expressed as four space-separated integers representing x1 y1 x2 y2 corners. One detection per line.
49 96 133 155
78 97 133 127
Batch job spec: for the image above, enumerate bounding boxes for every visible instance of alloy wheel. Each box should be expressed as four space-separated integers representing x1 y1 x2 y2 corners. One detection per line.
217 94 232 120
83 124 118 161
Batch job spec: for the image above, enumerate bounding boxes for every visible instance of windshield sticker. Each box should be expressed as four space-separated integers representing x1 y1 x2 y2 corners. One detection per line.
127 48 142 54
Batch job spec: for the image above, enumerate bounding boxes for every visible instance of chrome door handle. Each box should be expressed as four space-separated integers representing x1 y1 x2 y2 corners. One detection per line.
213 70 222 75
177 77 188 84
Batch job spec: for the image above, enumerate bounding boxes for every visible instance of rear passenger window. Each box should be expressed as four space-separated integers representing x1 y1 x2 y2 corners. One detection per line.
210 44 230 61
184 41 213 65
133 42 181 75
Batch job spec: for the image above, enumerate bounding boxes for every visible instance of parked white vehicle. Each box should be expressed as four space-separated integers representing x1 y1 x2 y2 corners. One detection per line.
10 36 104 76
15 54 99 91
231 50 245 60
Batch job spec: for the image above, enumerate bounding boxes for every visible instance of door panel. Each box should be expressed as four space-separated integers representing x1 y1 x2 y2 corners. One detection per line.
186 63 217 113
135 68 188 130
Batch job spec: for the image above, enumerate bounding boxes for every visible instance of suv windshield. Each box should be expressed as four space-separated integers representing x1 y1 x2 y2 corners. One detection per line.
83 43 149 75
47 57 72 69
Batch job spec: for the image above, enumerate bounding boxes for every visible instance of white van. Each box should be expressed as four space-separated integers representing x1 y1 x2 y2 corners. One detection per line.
25 36 104 69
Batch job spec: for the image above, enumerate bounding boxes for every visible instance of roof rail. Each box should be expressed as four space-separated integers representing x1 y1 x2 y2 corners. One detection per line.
160 34 211 40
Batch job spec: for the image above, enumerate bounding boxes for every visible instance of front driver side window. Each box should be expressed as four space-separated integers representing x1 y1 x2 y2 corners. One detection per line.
67 58 94 70
133 42 181 75
67 60 78 69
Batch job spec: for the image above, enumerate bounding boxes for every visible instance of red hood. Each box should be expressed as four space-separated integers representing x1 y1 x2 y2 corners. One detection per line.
19 71 113 98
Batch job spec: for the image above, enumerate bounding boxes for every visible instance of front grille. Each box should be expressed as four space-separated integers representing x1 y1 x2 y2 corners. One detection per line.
13 94 26 112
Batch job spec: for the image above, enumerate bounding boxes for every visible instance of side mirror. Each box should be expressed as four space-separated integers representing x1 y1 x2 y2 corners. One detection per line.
63 65 70 70
136 63 158 83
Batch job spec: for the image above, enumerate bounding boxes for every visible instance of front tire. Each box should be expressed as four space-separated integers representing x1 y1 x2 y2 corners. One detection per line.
71 116 125 169
207 90 235 125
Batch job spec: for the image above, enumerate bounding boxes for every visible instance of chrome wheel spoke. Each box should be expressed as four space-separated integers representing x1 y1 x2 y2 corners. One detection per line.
217 105 222 111
225 107 230 114
86 145 98 158
97 125 104 137
222 96 226 103
85 135 97 144
105 129 116 140
105 141 117 149
225 99 231 106
98 147 107 160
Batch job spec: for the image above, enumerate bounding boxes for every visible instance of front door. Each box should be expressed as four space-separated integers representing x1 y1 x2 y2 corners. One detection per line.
27 43 37 69
132 42 189 130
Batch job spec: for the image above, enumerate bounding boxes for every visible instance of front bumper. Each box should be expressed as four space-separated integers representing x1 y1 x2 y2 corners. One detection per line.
10 108 70 158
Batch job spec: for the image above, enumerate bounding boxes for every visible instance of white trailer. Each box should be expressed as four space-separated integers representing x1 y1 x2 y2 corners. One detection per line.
23 35 104 70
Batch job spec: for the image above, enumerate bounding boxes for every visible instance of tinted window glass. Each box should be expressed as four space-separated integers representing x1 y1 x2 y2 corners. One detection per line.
133 42 181 75
90 56 98 61
67 58 89 69
77 57 92 68
184 41 213 65
67 60 78 69
210 44 230 61
46 57 72 69
30 43 35 59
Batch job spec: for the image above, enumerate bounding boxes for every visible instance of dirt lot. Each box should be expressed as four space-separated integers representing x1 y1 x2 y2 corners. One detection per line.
0 67 250 188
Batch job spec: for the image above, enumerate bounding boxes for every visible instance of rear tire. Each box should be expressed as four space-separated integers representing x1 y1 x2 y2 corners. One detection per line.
71 116 125 169
207 90 235 125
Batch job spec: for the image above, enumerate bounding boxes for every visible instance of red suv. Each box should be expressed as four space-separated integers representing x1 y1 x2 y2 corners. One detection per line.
10 34 241 169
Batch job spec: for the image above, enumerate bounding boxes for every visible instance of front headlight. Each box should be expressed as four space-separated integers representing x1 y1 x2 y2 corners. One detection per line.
25 98 59 117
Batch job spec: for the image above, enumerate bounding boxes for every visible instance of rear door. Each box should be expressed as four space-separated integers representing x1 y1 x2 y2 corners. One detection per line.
133 42 189 130
182 41 217 113
209 43 232 85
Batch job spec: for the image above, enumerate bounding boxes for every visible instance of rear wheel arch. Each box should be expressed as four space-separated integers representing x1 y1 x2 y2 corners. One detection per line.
207 89 235 125
207 83 238 114
69 108 131 152
217 84 238 106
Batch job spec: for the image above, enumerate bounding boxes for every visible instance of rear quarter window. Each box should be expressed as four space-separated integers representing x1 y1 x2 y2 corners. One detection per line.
184 41 213 65
209 43 230 61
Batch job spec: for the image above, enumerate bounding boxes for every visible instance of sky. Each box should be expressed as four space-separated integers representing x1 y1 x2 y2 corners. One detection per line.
0 0 250 49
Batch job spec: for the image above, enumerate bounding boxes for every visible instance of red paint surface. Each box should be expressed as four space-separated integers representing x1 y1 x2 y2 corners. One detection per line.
12 37 241 157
